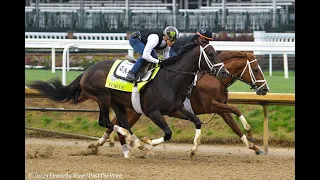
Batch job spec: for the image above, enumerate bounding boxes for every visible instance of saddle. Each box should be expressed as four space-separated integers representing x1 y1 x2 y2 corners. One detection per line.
121 55 157 82
105 56 160 92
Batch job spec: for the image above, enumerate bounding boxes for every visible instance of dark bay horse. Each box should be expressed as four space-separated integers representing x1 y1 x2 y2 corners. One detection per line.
88 51 269 156
27 38 228 158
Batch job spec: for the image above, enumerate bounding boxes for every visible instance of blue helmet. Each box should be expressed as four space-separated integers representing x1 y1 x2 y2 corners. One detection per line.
197 28 213 41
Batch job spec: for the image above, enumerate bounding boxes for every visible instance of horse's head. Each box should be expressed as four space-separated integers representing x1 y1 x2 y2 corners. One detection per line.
220 51 270 95
195 38 228 80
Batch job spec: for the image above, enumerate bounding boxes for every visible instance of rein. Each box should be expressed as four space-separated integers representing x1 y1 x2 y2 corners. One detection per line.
162 40 225 95
163 66 196 95
226 74 255 89
201 113 217 125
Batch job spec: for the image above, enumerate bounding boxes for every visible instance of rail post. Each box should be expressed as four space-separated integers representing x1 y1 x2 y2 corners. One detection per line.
263 105 269 154
62 43 78 85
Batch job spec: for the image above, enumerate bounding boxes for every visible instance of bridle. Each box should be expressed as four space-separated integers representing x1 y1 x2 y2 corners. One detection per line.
227 58 269 92
163 41 226 95
198 43 227 77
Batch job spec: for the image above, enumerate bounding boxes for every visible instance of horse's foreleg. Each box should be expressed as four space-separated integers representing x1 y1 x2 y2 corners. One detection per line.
210 100 253 141
219 113 264 155
239 115 254 142
169 107 202 158
141 111 172 146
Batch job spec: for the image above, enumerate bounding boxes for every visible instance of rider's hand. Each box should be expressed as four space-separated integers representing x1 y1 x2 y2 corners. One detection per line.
158 60 164 67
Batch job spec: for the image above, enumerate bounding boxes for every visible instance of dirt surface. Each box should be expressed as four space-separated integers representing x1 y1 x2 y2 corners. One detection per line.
25 137 295 180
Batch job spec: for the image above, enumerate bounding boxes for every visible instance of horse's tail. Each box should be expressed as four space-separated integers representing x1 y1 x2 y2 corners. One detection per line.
27 74 83 104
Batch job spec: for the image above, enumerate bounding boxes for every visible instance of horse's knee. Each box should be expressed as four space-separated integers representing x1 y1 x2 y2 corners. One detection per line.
192 116 202 129
195 121 202 129
164 131 172 141
99 118 107 128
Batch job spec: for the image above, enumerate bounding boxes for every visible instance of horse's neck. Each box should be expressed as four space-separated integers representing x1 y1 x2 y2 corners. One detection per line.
158 44 200 96
171 46 200 73
221 58 247 86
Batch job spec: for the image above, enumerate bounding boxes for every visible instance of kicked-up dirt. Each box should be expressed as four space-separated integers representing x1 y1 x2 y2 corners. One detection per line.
25 137 295 180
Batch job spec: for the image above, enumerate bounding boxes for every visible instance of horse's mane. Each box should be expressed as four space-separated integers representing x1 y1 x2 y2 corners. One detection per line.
176 41 198 56
219 51 256 62
166 41 199 62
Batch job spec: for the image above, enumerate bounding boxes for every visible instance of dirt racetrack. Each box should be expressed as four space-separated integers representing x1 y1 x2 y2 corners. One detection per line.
26 138 295 180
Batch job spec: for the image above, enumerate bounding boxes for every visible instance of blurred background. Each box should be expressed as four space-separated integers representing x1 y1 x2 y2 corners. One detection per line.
25 0 295 33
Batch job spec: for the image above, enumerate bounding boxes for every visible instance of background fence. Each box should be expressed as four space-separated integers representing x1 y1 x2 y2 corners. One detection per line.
25 0 295 33
25 31 295 81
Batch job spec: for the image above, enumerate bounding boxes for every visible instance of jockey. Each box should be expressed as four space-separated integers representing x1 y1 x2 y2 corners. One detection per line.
153 28 214 69
169 28 213 57
126 26 179 81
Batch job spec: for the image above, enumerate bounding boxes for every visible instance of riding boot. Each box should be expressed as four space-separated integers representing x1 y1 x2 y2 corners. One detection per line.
126 70 137 81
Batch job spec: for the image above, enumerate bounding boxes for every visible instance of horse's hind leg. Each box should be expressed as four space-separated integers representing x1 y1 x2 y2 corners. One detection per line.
96 96 132 143
88 97 116 148
110 103 136 148
219 113 264 155
210 100 254 142
88 107 115 148
89 108 143 151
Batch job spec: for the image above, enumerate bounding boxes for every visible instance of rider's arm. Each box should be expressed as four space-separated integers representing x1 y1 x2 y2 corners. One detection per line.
142 34 160 64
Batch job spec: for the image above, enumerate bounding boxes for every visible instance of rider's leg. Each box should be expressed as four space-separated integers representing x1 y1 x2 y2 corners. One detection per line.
127 36 146 81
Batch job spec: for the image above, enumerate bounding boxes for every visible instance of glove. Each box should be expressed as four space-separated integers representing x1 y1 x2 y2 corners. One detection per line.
158 60 164 67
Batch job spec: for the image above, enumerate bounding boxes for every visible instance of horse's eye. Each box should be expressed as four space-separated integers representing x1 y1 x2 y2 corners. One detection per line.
208 52 214 56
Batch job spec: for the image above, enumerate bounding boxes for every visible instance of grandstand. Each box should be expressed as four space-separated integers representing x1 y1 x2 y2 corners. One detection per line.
25 0 295 33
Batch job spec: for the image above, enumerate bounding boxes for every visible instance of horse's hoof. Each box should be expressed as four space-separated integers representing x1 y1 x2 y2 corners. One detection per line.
255 150 264 155
109 142 115 147
135 140 145 150
88 142 99 148
88 142 94 148
189 151 196 158
140 137 151 144
88 139 105 148
123 151 130 159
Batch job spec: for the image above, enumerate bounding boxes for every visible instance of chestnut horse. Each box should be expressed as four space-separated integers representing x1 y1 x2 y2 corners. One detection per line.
27 38 228 158
88 51 269 156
